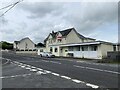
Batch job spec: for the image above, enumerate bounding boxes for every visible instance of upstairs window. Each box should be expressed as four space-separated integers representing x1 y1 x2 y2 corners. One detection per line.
58 39 62 42
25 42 28 49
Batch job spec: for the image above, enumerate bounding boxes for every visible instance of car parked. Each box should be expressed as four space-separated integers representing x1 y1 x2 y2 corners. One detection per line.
40 52 55 58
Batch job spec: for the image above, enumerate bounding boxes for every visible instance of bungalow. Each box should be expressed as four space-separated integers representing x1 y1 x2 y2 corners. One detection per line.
43 28 113 59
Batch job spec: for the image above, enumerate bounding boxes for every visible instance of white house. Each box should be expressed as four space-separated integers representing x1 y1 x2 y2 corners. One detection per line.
14 37 35 51
42 28 113 59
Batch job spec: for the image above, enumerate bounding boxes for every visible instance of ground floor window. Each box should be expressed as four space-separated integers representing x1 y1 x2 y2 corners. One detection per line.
60 48 62 53
68 46 73 51
40 49 43 52
50 47 52 52
90 46 97 51
55 48 58 52
65 50 68 52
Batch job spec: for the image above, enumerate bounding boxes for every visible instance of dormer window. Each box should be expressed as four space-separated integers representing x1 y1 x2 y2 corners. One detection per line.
57 35 62 42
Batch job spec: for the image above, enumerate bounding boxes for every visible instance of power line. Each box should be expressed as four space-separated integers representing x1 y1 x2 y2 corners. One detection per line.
0 0 23 17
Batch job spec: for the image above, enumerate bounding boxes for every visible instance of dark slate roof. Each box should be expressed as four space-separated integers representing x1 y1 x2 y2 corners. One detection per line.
44 27 95 42
14 37 35 44
14 41 20 44
35 43 45 47
59 28 73 37
77 33 86 39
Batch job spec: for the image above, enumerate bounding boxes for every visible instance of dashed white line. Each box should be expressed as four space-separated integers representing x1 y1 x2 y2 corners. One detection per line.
9 59 100 88
60 76 71 80
86 83 99 89
42 60 49 62
51 73 60 76
36 71 46 75
73 65 120 74
30 69 37 72
50 61 61 64
1 74 32 79
44 70 52 73
72 79 84 83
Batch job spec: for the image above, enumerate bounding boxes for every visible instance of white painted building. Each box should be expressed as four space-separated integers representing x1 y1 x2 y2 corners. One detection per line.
14 37 35 51
42 28 113 59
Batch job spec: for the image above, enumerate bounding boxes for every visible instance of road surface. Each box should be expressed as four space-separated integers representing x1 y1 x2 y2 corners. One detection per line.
1 52 119 89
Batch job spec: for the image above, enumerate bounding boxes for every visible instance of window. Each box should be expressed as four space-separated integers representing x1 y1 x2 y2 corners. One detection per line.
82 39 84 42
50 47 52 52
93 46 97 51
75 46 80 51
60 48 62 53
84 46 88 51
81 46 84 51
68 46 73 51
90 46 98 51
57 39 62 42
65 50 68 52
113 46 116 51
55 48 58 52
25 42 28 49
40 49 43 52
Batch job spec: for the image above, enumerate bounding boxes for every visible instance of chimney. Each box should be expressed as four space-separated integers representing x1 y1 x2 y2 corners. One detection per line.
52 31 54 34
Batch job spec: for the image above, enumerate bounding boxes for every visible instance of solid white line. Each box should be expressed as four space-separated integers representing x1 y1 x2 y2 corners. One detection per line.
86 83 99 89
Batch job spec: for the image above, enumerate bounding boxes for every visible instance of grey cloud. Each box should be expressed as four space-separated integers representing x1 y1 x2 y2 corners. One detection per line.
18 2 64 19
61 2 117 34
1 2 118 43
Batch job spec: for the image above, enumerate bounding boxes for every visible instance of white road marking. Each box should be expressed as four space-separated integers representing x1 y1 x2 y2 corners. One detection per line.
73 65 120 74
8 58 99 88
72 79 84 83
36 71 46 75
42 60 49 62
31 66 36 69
30 69 37 72
50 61 61 64
86 83 99 89
60 76 71 80
21 66 26 68
74 65 85 69
44 70 52 73
25 67 31 70
37 68 43 71
1 74 32 79
51 73 60 76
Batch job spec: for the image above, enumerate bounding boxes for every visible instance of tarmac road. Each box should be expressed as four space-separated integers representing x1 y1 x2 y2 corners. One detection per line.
1 52 119 89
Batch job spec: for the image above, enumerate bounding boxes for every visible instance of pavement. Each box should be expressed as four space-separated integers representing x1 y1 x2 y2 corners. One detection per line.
1 52 120 89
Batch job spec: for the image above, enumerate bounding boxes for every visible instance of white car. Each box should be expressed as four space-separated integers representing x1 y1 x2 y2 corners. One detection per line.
40 52 55 58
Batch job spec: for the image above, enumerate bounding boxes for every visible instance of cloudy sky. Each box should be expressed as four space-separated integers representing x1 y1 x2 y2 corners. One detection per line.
0 0 119 44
